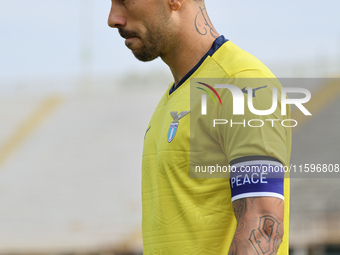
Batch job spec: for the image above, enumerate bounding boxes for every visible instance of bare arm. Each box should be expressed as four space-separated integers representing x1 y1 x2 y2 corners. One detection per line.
228 197 284 255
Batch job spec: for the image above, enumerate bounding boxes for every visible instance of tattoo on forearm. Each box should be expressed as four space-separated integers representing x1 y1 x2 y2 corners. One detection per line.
195 7 219 38
233 198 255 233
230 198 283 255
249 215 282 255
233 199 247 233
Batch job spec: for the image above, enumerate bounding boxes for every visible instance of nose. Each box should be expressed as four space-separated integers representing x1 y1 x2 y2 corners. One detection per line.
108 2 126 28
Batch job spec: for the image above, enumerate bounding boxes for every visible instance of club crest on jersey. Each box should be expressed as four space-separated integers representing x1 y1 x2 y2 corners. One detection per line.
168 111 190 143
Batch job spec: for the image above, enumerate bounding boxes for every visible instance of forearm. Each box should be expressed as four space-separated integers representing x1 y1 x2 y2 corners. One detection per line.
228 197 284 255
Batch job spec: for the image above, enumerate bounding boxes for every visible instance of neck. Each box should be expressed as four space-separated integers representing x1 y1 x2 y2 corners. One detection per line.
161 5 219 86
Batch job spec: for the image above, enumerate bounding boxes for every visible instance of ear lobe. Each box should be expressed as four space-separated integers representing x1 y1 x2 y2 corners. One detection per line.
169 0 183 11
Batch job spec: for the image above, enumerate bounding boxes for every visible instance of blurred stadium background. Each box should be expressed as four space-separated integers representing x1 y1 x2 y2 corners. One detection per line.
1 1 340 254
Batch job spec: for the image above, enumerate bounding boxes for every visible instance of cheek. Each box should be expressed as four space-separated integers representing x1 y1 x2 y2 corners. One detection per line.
131 3 170 37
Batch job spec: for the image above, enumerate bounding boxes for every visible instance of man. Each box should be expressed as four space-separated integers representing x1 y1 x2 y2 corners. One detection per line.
108 0 291 254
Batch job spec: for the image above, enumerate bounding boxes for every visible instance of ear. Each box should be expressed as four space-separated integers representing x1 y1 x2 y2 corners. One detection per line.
168 0 184 11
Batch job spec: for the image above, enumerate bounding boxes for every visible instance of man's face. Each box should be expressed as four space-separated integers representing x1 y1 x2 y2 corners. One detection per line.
108 0 174 62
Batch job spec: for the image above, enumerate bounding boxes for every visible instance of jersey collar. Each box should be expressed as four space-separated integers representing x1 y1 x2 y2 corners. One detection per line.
169 35 228 95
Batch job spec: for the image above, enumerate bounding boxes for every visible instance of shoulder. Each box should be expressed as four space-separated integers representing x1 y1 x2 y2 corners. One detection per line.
212 41 276 79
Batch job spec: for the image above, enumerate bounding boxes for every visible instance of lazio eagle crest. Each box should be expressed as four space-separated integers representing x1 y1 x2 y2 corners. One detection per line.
167 111 190 143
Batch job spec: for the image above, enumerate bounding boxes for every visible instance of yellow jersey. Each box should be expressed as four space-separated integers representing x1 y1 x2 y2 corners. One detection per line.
142 36 291 255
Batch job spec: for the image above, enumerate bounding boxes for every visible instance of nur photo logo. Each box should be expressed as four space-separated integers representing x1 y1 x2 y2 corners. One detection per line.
196 82 312 128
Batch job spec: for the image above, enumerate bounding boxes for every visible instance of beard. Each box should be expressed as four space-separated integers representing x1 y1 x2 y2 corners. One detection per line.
119 9 173 62
130 28 166 62
120 24 170 62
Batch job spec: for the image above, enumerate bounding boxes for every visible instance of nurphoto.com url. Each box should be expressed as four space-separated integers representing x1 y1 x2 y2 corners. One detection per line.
194 163 340 175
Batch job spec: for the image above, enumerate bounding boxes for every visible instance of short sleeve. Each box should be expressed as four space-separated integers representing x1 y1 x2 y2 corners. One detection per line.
215 73 290 201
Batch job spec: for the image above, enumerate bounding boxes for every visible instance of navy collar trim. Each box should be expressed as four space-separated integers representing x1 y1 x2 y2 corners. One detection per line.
169 35 228 95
